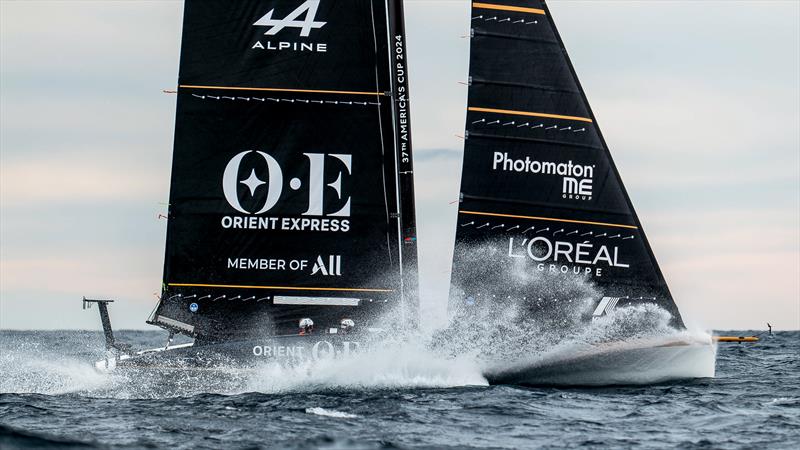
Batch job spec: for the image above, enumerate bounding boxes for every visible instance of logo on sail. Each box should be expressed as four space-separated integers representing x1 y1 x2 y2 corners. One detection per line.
221 151 352 232
507 236 629 277
252 0 328 52
492 152 594 201
223 151 283 215
252 340 360 360
311 255 342 276
227 256 344 275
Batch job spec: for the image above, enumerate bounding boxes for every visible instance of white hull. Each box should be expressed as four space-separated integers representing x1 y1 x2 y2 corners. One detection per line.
484 335 717 386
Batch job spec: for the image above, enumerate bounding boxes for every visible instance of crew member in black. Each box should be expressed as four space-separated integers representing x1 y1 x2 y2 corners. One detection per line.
299 318 314 336
340 318 355 335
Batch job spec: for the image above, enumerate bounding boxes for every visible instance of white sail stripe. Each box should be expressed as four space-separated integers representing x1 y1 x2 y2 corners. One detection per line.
605 297 620 315
179 84 386 96
471 117 587 134
187 94 382 107
168 283 394 293
472 16 539 25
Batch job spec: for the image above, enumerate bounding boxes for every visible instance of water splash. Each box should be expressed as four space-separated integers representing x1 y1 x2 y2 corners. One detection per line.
245 337 487 393
0 332 111 395
436 243 717 385
0 258 716 397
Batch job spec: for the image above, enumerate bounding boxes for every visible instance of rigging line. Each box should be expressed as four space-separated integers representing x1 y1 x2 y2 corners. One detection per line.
370 0 394 267
470 78 580 94
384 0 407 312
168 283 394 293
471 30 557 44
468 107 593 123
472 2 546 15
459 210 639 230
179 85 386 97
369 2 394 265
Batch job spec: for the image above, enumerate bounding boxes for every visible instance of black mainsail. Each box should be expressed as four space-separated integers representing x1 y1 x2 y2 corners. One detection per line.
449 1 684 328
150 0 419 342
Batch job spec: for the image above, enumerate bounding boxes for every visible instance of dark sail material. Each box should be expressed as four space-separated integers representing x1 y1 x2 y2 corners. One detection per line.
449 0 684 327
152 0 418 341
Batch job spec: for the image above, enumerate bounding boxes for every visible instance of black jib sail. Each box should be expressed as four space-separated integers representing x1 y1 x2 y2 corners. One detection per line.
449 1 684 328
150 0 419 342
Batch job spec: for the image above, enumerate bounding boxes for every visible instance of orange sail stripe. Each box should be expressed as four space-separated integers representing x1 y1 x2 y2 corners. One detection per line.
472 2 546 15
468 107 593 123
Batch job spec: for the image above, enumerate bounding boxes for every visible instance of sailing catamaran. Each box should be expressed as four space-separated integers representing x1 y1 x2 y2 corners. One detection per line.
86 0 718 381
84 0 420 370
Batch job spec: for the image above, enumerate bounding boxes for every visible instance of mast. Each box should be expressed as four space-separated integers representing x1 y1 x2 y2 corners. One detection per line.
150 0 419 341
386 0 419 327
448 0 684 328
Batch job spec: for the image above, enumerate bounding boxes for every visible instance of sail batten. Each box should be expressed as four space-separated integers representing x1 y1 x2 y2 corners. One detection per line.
470 78 581 95
468 107 592 123
472 31 556 44
472 2 546 15
460 195 634 217
467 133 604 150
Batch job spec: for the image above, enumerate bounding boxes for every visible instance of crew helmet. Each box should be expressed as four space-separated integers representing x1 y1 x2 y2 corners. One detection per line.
299 318 314 328
340 318 355 329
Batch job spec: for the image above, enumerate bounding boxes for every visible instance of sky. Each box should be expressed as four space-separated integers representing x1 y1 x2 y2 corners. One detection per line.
1 0 798 331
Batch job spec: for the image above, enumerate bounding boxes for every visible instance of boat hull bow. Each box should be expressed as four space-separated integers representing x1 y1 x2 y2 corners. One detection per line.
483 336 717 386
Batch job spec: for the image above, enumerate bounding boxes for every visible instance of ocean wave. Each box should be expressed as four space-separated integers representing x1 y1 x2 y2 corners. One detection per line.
0 423 100 449
305 407 360 419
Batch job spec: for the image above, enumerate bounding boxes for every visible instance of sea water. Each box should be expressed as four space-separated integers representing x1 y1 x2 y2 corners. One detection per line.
0 328 797 449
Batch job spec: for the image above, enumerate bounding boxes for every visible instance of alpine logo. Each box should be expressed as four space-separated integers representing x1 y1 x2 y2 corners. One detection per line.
254 0 326 36
252 1 328 52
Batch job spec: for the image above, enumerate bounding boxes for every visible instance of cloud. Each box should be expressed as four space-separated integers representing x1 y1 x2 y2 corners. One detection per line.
0 155 168 207
594 78 799 189
0 1 182 81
